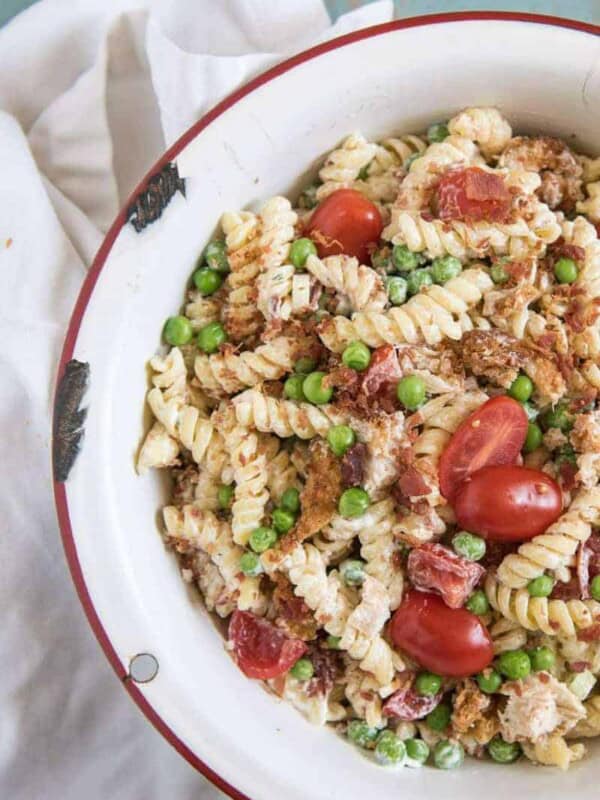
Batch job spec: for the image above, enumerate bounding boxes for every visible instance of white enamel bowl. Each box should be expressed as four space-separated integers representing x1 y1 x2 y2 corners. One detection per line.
53 13 600 800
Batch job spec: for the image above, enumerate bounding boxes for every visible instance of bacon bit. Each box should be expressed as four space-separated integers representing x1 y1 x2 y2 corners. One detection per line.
420 210 435 222
272 574 318 641
537 671 550 684
407 543 486 609
558 461 579 492
480 541 518 570
340 442 367 488
569 661 591 673
383 680 442 721
578 624 600 642
536 332 559 350
551 575 581 601
360 345 402 398
549 241 585 264
565 298 600 334
305 645 344 697
322 365 360 393
397 466 431 500
434 167 512 223
459 329 526 389
278 440 341 553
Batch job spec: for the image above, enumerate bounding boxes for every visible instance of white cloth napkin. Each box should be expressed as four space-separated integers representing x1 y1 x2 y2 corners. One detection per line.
0 1 394 798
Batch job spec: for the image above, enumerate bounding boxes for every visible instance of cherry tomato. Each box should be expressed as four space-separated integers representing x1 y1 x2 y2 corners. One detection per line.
439 396 528 500
453 465 562 542
390 590 493 677
306 189 383 263
435 167 511 223
228 610 307 679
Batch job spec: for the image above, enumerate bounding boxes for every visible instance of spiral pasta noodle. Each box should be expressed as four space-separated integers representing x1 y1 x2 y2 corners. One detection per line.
163 505 264 613
194 336 297 397
318 267 493 351
577 181 600 223
447 107 513 157
233 388 344 438
485 573 600 637
305 254 387 313
357 498 404 610
316 132 378 200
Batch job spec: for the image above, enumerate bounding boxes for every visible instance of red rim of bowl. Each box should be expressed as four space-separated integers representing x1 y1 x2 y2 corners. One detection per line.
52 11 599 799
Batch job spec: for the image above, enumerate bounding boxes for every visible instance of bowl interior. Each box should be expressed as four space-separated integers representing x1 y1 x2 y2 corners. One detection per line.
61 17 600 800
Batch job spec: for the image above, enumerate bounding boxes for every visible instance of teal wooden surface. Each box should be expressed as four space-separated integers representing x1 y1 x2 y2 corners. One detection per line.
325 0 599 23
3 1 599 27
1 0 37 27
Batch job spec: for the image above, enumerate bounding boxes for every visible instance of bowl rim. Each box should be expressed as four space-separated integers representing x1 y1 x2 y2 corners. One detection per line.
52 11 600 799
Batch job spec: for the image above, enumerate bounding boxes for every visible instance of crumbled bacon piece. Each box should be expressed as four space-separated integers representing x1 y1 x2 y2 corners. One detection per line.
360 344 402 412
558 461 579 492
382 676 442 721
551 575 581 601
407 543 486 609
569 661 591 673
272 574 318 641
480 540 518 570
434 167 512 223
340 442 367 488
397 466 432 500
578 623 600 642
576 533 600 600
306 644 343 697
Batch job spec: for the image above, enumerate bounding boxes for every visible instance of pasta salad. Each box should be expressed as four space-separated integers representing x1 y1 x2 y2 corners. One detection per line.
138 107 600 771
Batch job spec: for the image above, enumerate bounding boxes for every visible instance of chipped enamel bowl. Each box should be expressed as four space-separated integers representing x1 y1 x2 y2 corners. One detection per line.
53 13 600 800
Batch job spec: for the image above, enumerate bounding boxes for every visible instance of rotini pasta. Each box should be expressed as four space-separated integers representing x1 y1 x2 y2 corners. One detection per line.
447 106 513 157
233 388 343 438
305 254 387 313
316 132 378 200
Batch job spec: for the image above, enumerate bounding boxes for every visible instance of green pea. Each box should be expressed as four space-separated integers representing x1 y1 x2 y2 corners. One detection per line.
540 401 573 433
406 268 433 296
375 730 406 766
431 255 462 284
338 488 370 519
303 371 333 405
295 356 317 374
341 559 366 587
217 484 234 510
203 240 230 273
280 487 301 515
347 719 379 748
527 574 554 598
239 551 263 577
405 738 430 765
508 374 534 403
290 237 317 269
415 672 442 696
392 243 424 272
326 635 342 650
397 375 426 411
327 425 356 457
298 184 320 210
521 401 539 421
197 321 227 354
591 575 600 602
163 315 193 346
491 262 510 284
341 341 371 371
466 590 489 616
290 657 314 681
487 736 521 764
433 740 464 770
497 649 531 680
523 422 543 453
528 646 556 672
371 247 393 273
477 669 502 694
272 508 295 534
554 256 578 284
386 275 408 305
284 374 306 402
452 531 486 562
405 153 421 170
427 122 449 143
193 267 223 296
426 702 451 732
248 526 278 554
